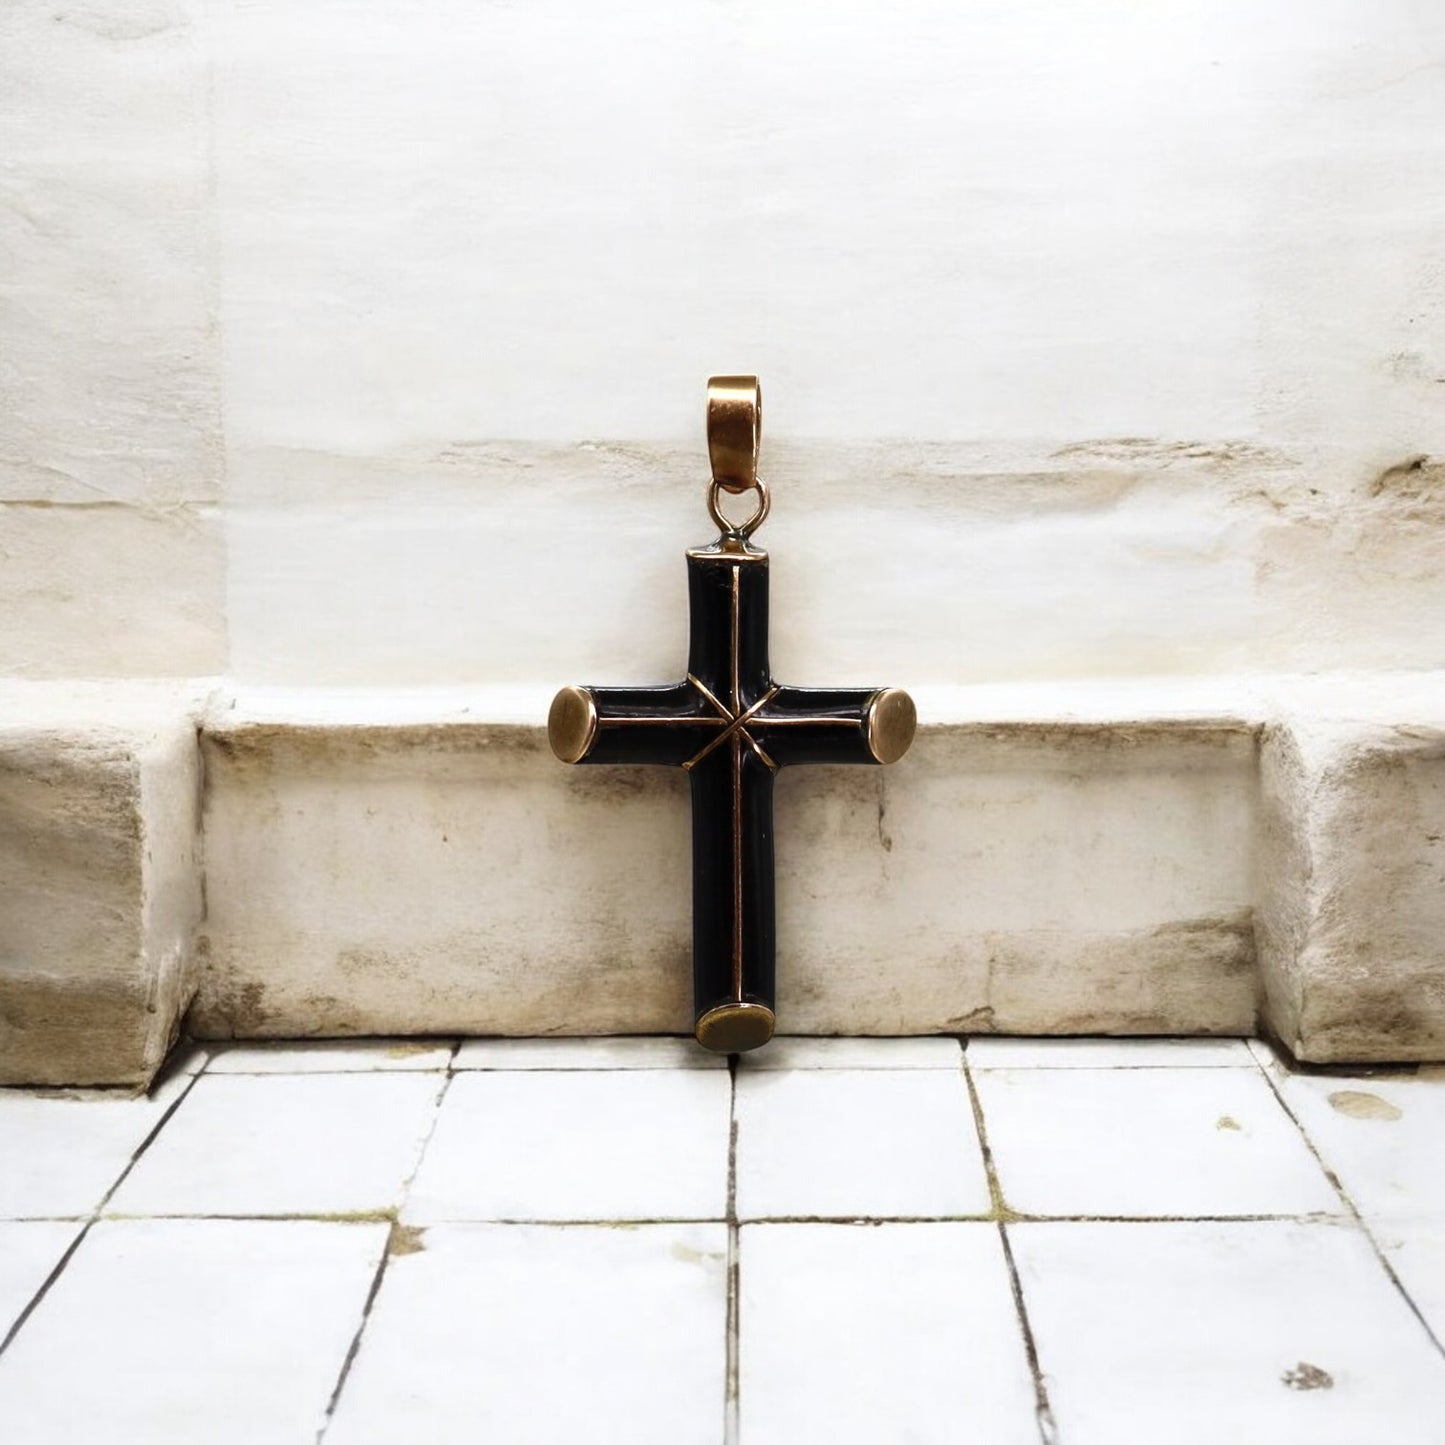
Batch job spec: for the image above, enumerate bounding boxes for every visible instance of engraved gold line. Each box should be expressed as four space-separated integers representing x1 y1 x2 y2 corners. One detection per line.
687 674 735 721
749 716 864 727
732 730 743 1002
731 566 740 715
598 716 721 727
746 735 778 772
681 688 779 772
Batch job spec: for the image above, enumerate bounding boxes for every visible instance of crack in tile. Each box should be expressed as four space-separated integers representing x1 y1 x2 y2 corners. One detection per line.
963 1057 1058 1445
1251 1049 1445 1365
0 1070 205 1359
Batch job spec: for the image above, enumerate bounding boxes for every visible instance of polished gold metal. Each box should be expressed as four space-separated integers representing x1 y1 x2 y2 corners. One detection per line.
548 685 599 763
707 477 770 539
687 540 769 564
695 1000 776 1053
681 676 778 773
864 687 918 765
706 375 762 494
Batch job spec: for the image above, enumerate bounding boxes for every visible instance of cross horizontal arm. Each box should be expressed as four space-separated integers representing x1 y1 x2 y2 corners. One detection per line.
754 685 915 768
568 683 722 768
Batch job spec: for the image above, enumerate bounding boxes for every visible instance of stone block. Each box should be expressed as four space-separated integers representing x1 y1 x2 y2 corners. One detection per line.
1259 714 1445 1063
193 689 1258 1040
0 686 204 1086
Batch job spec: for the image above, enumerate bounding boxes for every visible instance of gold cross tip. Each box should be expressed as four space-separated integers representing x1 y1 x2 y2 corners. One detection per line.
695 1000 776 1053
548 685 598 764
864 688 917 764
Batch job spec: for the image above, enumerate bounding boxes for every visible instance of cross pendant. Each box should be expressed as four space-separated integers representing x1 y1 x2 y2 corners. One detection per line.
549 378 915 1053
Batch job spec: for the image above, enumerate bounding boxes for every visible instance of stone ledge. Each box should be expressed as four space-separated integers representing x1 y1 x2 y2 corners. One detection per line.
1259 713 1445 1064
5 675 1445 1085
0 683 209 1087
193 684 1262 1046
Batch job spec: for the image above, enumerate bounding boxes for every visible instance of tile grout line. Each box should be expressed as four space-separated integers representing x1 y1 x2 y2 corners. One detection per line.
315 1041 461 1442
1251 1047 1445 1364
0 1066 207 1360
72 1210 1352 1226
724 1053 741 1445
961 1050 1058 1445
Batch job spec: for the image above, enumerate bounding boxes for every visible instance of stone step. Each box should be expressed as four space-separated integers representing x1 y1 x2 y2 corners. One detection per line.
4 675 1444 1086
0 683 206 1088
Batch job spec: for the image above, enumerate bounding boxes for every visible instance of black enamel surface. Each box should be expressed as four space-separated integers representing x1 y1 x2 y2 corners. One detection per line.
576 543 888 1034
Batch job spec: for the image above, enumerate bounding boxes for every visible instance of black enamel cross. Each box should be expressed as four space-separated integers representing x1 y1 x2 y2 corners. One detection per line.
548 378 915 1052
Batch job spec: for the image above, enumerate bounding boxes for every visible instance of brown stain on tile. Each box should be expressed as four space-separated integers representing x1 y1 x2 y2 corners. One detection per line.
1215 1115 1241 1131
668 1239 725 1266
1327 1089 1402 1121
1281 1362 1334 1391
388 1223 427 1257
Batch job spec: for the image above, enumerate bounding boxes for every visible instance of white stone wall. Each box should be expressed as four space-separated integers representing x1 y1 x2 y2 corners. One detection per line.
5 2 1445 1078
1 0 1442 684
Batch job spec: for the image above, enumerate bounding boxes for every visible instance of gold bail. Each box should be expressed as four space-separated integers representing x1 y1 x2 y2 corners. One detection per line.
706 375 762 495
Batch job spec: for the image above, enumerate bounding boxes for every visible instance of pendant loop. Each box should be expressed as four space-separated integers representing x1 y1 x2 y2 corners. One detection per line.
708 477 770 539
706 375 762 495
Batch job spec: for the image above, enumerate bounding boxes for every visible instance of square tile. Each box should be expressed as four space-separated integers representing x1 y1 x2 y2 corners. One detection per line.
740 1036 964 1070
0 1072 191 1219
0 1219 387 1445
326 1223 727 1445
973 1067 1340 1217
207 1039 455 1073
734 1070 990 1220
965 1037 1253 1069
107 1073 444 1218
740 1223 1038 1445
0 1222 82 1338
1376 1223 1445 1346
404 1070 730 1222
1012 1221 1445 1445
1270 1070 1445 1221
453 1036 724 1070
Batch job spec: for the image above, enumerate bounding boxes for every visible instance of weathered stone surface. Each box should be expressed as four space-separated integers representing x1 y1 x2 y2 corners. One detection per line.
0 686 204 1086
1259 713 1445 1064
0 0 219 509
193 690 1259 1041
8 676 1445 1077
0 505 225 679
0 2 225 680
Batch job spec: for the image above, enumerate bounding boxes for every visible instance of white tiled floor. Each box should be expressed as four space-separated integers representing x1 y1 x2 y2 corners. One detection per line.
0 1071 190 1219
405 1068 731 1222
972 1064 1341 1217
0 1219 389 1444
107 1072 445 1218
1012 1220 1445 1445
0 1223 80 1337
739 1222 1038 1445
207 1040 455 1073
1 1034 1443 1444
734 1067 990 1219
454 1035 727 1070
327 1223 728 1445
